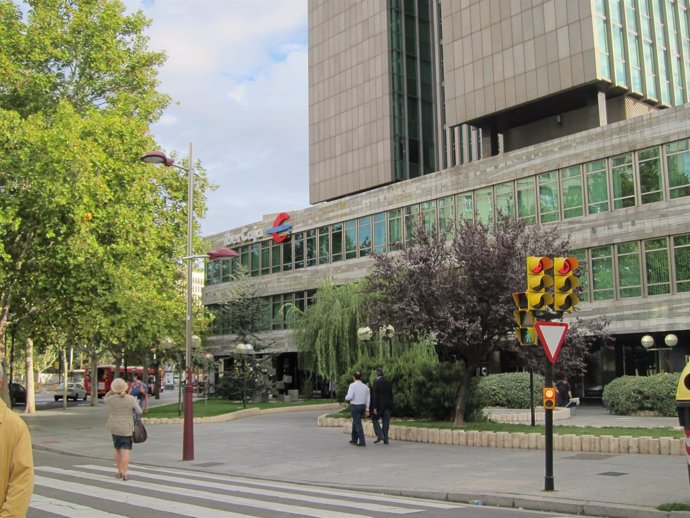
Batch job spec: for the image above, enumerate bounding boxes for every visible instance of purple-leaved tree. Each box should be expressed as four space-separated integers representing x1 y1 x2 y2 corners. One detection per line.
363 214 609 426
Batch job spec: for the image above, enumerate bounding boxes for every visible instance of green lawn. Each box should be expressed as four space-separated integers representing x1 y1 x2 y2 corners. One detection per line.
146 398 337 419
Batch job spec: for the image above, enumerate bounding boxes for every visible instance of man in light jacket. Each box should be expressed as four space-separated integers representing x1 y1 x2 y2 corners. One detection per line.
0 364 34 516
345 370 370 447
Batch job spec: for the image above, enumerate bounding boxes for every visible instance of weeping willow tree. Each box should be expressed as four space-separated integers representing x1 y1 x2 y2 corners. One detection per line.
287 280 369 383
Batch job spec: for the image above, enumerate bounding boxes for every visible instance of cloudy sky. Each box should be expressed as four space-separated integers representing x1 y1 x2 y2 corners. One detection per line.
123 0 309 237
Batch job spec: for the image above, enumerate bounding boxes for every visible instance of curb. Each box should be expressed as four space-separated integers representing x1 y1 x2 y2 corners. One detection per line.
317 415 686 456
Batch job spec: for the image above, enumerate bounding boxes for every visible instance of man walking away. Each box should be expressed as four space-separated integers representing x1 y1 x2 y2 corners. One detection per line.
0 364 34 516
345 371 370 447
371 367 394 444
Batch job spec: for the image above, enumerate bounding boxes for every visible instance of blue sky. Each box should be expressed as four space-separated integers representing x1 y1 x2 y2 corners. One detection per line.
123 0 309 237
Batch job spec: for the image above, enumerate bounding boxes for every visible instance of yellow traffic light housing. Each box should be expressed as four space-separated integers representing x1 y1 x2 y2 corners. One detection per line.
543 386 557 410
516 327 538 346
514 309 536 327
526 256 554 310
553 256 581 312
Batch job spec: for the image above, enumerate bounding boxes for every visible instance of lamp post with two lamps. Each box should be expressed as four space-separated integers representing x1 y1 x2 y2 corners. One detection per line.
140 146 238 461
641 334 679 374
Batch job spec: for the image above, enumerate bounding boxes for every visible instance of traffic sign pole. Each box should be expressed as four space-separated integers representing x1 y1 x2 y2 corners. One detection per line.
544 360 555 491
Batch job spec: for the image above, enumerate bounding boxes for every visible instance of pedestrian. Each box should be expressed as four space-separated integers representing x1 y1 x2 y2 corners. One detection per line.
106 377 143 481
556 377 572 407
0 364 33 516
128 373 148 412
371 367 394 444
345 370 370 447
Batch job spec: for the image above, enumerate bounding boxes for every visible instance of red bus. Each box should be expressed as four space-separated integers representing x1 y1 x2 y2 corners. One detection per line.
84 365 162 397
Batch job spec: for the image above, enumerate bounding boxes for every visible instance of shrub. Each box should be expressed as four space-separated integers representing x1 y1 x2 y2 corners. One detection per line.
466 372 545 418
603 373 679 416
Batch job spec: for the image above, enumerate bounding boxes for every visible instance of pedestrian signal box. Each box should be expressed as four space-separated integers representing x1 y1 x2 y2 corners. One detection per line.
516 327 537 346
543 386 557 410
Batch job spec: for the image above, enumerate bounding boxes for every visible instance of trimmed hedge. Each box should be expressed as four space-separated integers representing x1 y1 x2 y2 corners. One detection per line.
602 373 679 416
467 372 545 417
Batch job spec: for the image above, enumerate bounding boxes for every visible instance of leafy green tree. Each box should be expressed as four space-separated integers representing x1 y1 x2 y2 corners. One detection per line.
363 215 606 426
0 0 202 405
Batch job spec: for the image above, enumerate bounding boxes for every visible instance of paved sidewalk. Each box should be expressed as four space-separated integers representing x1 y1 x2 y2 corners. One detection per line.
20 399 690 518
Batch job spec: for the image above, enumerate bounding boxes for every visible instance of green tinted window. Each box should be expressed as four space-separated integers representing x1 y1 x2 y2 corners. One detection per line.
475 188 493 225
345 219 357 259
645 237 670 295
359 216 372 257
495 182 514 217
438 196 454 233
293 232 304 269
404 205 420 240
611 154 636 209
306 229 317 267
666 139 690 199
616 242 641 298
332 223 343 262
586 159 609 213
516 177 536 225
572 249 589 302
373 213 386 253
261 241 270 275
388 209 402 251
318 226 330 265
421 200 436 232
456 193 474 222
591 245 614 301
271 241 281 273
674 234 690 292
282 240 292 271
539 171 559 223
638 147 663 204
561 166 584 219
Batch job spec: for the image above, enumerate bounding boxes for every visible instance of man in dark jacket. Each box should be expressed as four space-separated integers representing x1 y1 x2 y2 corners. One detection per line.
371 367 393 444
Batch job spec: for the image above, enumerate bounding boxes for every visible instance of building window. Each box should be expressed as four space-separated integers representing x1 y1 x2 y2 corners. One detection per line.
271 295 282 330
293 232 304 269
475 188 493 226
638 146 664 203
332 223 343 262
250 243 260 276
404 205 420 240
610 0 628 84
261 241 270 276
373 213 386 253
666 139 690 198
538 171 560 223
572 249 589 302
271 241 281 273
516 178 536 225
561 165 584 219
438 196 454 233
611 153 636 209
595 0 612 79
640 0 659 100
617 242 642 298
586 159 610 213
388 209 403 251
456 193 474 222
359 216 372 257
306 229 317 267
318 226 330 265
673 233 690 292
282 240 292 271
240 245 250 270
495 182 515 218
344 219 357 259
644 237 671 295
421 200 436 232
591 245 615 301
626 0 644 92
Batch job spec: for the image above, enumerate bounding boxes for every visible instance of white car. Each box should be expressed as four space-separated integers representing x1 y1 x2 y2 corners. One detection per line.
54 382 88 401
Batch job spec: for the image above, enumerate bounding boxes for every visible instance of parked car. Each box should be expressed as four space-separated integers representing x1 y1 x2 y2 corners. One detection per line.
54 382 88 401
10 383 27 406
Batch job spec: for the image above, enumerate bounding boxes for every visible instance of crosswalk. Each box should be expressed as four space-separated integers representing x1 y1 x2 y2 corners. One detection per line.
31 464 465 518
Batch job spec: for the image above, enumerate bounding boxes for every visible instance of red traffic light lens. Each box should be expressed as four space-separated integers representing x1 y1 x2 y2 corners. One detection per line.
558 260 572 274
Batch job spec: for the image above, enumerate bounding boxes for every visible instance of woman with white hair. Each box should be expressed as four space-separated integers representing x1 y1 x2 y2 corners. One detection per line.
105 377 142 480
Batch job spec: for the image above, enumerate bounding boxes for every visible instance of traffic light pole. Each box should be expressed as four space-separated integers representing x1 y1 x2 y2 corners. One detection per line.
544 360 554 491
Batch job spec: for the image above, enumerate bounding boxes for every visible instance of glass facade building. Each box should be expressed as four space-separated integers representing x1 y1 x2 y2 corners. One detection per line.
205 0 690 394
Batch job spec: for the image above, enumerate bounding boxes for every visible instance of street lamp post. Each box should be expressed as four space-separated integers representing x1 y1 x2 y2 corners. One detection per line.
140 146 238 461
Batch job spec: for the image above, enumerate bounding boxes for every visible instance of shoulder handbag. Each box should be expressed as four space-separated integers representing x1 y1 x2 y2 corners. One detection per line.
133 413 148 443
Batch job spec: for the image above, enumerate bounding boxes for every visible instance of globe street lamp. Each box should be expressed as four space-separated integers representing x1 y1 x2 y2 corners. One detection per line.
140 146 238 461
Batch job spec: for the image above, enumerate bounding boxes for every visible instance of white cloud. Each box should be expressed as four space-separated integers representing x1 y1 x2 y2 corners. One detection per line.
123 0 309 236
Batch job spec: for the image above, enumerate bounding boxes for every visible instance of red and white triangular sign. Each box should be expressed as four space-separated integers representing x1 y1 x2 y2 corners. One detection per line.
534 322 569 364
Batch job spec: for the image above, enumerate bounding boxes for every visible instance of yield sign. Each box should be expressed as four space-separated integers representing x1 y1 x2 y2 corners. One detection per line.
534 322 569 364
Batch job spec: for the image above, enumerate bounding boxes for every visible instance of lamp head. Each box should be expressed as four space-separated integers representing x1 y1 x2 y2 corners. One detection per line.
140 150 174 167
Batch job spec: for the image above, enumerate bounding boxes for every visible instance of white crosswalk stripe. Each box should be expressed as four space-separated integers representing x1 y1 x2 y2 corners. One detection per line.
31 464 464 518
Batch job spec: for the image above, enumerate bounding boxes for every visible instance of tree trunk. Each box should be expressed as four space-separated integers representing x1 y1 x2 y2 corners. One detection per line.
90 350 98 406
0 299 10 406
25 338 35 414
452 363 476 427
61 347 68 409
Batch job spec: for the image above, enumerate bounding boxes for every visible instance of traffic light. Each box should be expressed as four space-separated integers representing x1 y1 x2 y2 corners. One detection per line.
516 327 538 346
543 386 557 410
553 256 581 312
526 256 554 310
